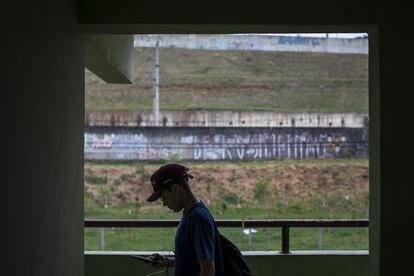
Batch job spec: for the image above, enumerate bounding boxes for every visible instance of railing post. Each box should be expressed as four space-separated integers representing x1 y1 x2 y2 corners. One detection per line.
99 227 105 251
281 226 290 254
319 228 324 250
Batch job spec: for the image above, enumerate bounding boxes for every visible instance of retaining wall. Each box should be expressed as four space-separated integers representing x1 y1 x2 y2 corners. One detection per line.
85 126 368 161
86 111 368 128
134 34 368 54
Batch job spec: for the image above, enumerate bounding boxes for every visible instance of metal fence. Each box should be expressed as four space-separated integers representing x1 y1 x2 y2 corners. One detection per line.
85 219 369 253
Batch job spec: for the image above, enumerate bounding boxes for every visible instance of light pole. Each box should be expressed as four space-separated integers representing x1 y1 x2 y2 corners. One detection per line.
152 41 160 126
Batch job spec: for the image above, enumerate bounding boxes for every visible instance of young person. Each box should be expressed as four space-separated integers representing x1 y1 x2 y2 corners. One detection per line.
146 163 223 276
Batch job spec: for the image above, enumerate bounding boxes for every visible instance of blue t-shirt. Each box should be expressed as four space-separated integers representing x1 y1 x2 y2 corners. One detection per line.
174 201 223 276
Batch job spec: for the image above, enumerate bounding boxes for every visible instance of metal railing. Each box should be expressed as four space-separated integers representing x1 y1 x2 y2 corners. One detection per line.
85 219 369 253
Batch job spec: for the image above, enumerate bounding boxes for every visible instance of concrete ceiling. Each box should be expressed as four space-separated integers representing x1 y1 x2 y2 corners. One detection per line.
84 35 134 84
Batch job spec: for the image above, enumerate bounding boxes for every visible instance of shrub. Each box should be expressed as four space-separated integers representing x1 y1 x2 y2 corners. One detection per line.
284 183 291 191
167 152 182 162
141 170 151 181
223 192 239 205
120 173 135 182
113 179 122 186
289 202 302 213
85 173 107 185
116 191 127 203
254 180 269 202
317 176 327 188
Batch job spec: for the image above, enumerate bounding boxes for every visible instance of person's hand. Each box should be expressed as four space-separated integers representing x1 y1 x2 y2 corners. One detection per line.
149 253 168 268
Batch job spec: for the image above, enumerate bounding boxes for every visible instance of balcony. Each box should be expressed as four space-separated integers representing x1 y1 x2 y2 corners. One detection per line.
85 219 369 276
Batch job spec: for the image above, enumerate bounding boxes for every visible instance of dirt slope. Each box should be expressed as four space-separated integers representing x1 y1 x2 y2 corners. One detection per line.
85 161 369 207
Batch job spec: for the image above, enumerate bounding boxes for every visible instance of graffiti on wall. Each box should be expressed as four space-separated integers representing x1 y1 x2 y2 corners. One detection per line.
184 133 363 160
85 128 368 161
278 36 321 46
85 133 148 148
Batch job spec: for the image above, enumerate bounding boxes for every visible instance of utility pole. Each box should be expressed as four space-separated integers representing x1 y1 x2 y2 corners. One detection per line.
152 41 160 126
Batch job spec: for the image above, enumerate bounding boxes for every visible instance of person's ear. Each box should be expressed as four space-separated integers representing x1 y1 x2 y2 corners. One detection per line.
171 183 179 193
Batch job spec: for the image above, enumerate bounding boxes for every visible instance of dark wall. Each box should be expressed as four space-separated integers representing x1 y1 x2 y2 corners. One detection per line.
2 2 412 276
377 21 413 276
2 1 84 275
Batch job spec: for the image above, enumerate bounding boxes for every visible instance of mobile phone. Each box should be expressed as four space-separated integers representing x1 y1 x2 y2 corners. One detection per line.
129 255 156 264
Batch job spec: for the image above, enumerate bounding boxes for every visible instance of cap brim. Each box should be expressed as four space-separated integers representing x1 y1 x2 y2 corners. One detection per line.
146 190 162 202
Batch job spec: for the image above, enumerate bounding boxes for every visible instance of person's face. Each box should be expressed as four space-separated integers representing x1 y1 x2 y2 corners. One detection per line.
159 184 182 212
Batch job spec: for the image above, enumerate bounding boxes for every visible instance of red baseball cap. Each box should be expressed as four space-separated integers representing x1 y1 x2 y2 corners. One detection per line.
146 163 194 202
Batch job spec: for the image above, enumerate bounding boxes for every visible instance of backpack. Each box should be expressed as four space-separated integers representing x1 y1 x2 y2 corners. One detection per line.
216 231 253 276
198 203 252 275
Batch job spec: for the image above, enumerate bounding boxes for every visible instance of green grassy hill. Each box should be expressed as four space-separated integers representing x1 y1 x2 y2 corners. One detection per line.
85 48 368 112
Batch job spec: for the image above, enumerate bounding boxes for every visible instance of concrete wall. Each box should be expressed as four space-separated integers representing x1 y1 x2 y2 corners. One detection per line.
85 251 368 276
86 111 368 128
85 127 368 160
3 1 84 275
134 34 368 54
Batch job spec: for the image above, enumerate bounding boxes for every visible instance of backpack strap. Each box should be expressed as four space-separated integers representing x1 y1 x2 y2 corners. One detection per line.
198 203 225 274
214 223 225 273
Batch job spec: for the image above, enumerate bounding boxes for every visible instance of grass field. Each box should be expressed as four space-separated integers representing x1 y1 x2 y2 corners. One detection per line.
84 159 369 251
85 48 368 113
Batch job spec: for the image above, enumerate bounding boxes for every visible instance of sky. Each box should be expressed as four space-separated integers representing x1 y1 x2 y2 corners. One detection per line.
135 33 368 39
